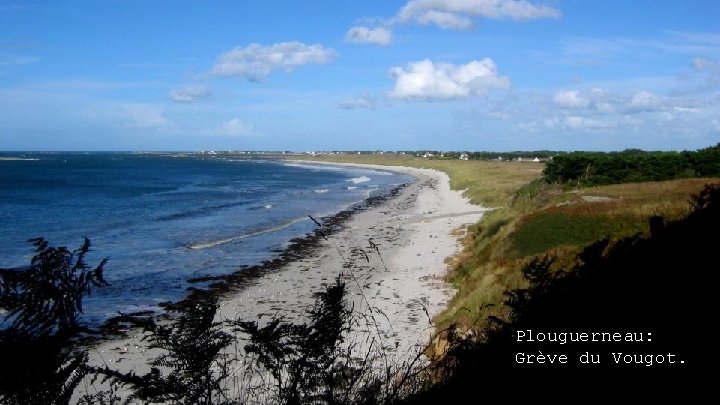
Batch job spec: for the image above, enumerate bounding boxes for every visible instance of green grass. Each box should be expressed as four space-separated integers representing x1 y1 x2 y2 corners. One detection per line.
507 211 646 258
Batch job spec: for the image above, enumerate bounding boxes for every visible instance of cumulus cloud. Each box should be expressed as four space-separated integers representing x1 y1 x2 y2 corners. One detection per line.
493 81 719 145
169 85 212 102
338 94 376 110
211 42 335 81
416 10 474 29
388 58 510 100
550 87 671 114
345 26 393 45
396 0 560 29
553 90 590 109
628 90 665 111
519 86 710 135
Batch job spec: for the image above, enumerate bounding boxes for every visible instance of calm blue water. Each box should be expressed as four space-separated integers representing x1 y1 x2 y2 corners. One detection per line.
0 152 413 325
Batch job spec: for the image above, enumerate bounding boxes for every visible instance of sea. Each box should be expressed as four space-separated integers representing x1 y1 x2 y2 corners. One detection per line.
0 152 414 326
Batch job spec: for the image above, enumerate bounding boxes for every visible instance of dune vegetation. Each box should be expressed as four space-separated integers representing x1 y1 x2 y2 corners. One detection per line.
297 153 720 333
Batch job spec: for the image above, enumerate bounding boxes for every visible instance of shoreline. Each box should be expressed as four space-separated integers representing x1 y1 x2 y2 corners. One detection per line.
98 177 410 335
269 161 488 352
81 161 488 393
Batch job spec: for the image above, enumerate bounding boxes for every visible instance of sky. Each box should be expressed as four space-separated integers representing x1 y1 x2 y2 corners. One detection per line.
0 0 719 152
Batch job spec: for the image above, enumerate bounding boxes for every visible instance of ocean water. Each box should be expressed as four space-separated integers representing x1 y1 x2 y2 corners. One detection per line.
0 152 413 325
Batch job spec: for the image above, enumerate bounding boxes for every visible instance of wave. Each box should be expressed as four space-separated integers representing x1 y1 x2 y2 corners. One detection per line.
347 176 371 184
157 200 250 221
314 189 330 193
247 204 273 210
281 162 350 172
282 162 397 177
186 217 307 250
347 186 358 190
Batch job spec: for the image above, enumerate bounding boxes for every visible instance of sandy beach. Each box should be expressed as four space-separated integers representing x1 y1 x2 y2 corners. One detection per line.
80 162 487 399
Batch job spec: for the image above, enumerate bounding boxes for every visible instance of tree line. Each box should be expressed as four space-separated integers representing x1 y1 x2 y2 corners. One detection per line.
542 144 720 186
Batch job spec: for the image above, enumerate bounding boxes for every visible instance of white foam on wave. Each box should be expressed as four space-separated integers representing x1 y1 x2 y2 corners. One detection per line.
314 189 330 193
186 217 305 250
264 204 273 209
347 186 358 190
347 176 371 184
281 162 347 172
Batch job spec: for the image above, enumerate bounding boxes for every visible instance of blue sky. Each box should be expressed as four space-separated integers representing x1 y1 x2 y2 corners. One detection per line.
1 0 719 151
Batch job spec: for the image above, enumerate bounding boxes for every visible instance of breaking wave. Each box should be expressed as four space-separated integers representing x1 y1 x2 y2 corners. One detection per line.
186 217 307 250
347 176 371 184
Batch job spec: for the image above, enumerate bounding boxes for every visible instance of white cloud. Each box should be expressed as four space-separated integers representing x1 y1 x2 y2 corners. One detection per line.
169 85 212 102
565 115 616 130
211 42 336 81
338 95 376 110
345 26 393 46
553 90 590 108
416 10 474 29
388 58 510 100
396 0 560 29
628 90 665 111
203 118 256 136
512 84 716 138
443 76 719 148
550 87 675 114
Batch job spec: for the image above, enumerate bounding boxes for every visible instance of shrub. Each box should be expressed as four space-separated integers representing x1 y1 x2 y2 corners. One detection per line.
0 238 109 405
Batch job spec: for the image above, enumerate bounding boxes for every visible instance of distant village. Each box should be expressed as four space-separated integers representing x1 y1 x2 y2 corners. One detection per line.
196 149 557 162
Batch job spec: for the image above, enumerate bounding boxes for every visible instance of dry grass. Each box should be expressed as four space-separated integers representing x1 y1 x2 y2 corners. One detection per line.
569 177 719 218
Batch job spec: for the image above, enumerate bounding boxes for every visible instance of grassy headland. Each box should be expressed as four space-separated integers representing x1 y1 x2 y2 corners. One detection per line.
295 154 719 333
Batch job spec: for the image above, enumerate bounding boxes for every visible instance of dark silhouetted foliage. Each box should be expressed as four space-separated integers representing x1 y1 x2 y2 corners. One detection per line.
91 275 395 404
401 183 718 401
91 299 235 405
235 276 358 405
0 238 109 405
0 334 90 405
0 237 108 337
